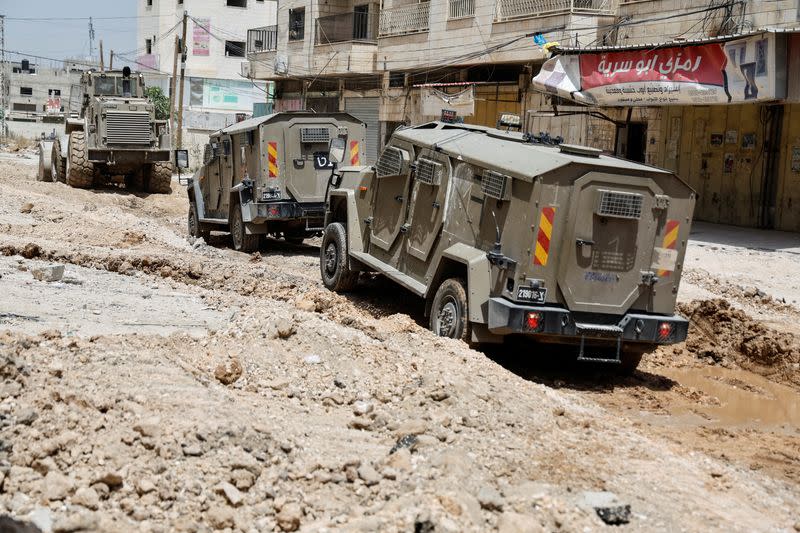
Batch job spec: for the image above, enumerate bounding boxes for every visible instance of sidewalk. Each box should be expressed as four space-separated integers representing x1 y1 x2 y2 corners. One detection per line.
681 221 800 308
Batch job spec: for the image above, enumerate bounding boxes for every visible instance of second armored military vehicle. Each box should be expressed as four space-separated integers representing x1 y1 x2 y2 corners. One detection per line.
320 121 696 372
41 67 173 193
186 111 366 251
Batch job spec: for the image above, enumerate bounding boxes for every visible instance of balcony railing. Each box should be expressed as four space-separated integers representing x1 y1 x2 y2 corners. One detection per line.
379 2 430 37
316 12 378 45
448 0 476 19
247 25 277 55
495 0 617 21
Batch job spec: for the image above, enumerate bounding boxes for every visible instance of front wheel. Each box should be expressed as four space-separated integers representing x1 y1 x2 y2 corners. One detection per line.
430 278 471 342
230 201 259 253
66 131 94 189
147 162 173 194
320 222 358 292
188 202 210 241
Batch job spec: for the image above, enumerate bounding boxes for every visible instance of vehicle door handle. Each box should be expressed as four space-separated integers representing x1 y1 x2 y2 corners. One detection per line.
394 195 404 203
432 202 440 208
576 238 595 247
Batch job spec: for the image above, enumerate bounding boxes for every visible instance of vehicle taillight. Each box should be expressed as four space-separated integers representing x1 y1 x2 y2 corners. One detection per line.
526 312 541 331
658 322 672 340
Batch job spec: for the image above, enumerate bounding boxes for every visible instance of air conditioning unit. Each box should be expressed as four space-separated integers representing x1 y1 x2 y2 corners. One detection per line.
240 61 252 78
274 55 288 75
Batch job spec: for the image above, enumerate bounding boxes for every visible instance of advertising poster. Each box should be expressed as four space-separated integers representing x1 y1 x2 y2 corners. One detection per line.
533 33 781 106
193 18 211 56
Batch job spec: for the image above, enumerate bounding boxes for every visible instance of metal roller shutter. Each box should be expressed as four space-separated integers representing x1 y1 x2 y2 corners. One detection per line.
345 97 380 164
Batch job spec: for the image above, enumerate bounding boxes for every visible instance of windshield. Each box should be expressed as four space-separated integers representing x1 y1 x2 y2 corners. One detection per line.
94 77 118 96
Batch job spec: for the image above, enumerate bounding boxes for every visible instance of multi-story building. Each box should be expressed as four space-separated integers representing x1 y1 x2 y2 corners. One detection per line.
4 60 80 123
244 0 619 162
137 0 277 160
245 0 800 231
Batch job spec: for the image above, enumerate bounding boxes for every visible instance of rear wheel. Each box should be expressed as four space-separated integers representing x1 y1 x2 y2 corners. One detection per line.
230 201 259 253
320 222 358 292
51 140 66 183
147 162 173 194
66 131 94 189
618 347 647 375
430 278 471 343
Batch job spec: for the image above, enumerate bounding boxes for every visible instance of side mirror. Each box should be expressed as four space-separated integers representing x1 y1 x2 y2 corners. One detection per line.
175 149 189 169
329 137 346 165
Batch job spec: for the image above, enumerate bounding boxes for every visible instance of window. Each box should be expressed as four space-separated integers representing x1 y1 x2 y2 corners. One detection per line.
145 39 152 55
20 87 33 96
389 71 405 88
95 77 118 96
178 0 183 3
225 41 245 57
226 0 247 6
146 0 152 6
289 8 305 41
48 89 61 96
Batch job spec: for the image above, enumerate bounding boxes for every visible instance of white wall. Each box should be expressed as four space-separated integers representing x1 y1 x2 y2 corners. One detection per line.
136 0 277 80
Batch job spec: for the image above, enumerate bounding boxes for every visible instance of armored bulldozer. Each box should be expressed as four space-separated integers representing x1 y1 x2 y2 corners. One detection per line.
186 111 366 251
320 121 696 372
38 67 173 193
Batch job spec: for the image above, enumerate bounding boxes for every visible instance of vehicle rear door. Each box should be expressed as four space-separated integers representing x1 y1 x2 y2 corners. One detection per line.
556 171 663 314
285 122 338 203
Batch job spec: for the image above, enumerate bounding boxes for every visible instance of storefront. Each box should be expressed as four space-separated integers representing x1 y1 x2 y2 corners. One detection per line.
530 30 800 232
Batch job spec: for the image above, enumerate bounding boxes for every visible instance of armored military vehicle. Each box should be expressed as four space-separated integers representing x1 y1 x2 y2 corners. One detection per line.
39 67 172 192
320 121 696 371
186 112 366 251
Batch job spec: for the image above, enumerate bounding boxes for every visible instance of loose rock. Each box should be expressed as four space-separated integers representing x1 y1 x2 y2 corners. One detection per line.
31 264 64 282
214 358 243 385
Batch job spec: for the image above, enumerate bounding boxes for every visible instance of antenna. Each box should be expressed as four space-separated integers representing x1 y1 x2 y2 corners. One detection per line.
0 15 6 139
88 17 96 62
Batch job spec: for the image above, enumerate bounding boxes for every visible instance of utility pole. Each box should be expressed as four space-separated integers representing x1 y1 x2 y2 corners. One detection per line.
99 40 104 71
176 11 188 150
0 15 6 139
168 35 179 139
109 50 114 70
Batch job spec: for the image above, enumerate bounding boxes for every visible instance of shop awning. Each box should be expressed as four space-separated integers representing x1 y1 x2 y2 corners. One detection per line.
532 30 789 106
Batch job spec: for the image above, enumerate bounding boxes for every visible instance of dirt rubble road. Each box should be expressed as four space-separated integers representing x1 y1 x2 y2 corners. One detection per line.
0 152 799 533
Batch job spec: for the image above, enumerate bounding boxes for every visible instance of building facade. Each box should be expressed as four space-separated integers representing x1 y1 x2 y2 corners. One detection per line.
243 0 800 231
137 0 277 162
3 60 80 124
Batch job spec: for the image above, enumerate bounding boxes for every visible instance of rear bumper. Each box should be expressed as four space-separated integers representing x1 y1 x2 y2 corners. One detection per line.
88 148 170 164
487 297 688 345
242 200 325 225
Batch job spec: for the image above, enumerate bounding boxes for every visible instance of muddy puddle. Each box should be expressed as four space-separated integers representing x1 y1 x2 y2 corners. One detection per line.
644 366 800 433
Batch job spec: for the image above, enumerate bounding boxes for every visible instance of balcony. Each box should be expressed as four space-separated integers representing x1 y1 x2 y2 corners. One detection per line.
316 12 378 45
495 0 617 21
379 2 430 37
247 25 277 56
448 0 475 20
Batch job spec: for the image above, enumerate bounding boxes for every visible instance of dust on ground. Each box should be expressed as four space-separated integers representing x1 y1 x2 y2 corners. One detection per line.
0 158 799 532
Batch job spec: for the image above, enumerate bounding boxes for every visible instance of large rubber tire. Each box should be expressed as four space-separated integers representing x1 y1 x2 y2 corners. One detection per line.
320 222 359 292
147 162 173 194
66 132 94 189
51 140 66 183
618 347 647 375
37 142 53 182
430 278 471 343
230 201 259 253
188 202 210 241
